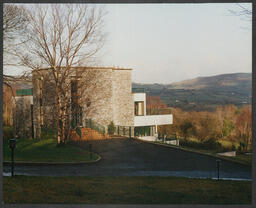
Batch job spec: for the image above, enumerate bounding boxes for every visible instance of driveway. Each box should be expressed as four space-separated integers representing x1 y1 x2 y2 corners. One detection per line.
3 138 251 179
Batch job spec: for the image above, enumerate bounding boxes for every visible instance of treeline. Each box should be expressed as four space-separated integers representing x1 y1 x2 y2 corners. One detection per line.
157 105 252 152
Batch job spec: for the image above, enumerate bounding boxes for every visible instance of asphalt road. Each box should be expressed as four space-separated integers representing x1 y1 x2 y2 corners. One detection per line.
3 138 251 179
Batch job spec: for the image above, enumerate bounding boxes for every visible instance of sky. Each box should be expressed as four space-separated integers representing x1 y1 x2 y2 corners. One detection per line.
99 3 252 84
5 3 252 84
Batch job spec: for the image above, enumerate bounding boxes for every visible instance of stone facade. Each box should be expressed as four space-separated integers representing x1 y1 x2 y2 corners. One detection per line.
112 69 134 127
80 68 114 127
32 67 134 137
32 69 58 138
12 95 33 138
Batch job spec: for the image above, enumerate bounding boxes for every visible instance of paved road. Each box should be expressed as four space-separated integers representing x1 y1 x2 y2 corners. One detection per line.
3 138 251 179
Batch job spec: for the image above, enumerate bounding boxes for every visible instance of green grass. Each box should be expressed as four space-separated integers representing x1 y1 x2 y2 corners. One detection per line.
180 145 251 166
218 139 238 148
3 138 99 163
221 153 252 166
3 176 251 204
155 138 252 166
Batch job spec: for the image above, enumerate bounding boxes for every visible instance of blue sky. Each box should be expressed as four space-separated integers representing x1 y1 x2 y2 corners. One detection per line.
100 3 252 84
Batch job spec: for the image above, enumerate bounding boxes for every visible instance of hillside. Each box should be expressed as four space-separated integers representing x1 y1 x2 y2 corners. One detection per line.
132 73 251 111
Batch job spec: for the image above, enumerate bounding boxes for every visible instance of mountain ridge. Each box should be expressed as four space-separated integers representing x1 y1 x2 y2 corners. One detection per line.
132 72 251 111
133 72 251 89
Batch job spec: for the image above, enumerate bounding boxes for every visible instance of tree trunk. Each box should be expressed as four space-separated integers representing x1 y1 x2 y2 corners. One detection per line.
56 88 62 145
62 108 67 144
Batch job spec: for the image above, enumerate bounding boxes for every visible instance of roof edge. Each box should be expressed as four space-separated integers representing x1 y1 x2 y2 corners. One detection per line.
32 66 133 72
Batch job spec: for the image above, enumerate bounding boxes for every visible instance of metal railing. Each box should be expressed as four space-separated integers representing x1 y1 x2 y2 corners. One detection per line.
75 126 82 138
85 118 105 135
132 88 145 93
114 125 132 138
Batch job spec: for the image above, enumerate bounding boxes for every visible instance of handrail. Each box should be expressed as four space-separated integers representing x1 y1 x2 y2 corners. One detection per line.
85 118 105 135
132 88 145 93
114 125 132 138
75 126 82 138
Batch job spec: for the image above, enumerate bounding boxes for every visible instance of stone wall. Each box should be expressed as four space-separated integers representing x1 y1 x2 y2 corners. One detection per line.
32 69 58 138
12 96 33 138
112 69 134 127
32 67 135 137
79 68 114 127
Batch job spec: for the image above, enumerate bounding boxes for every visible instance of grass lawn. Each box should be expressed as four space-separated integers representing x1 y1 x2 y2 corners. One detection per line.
221 153 252 166
3 138 99 163
218 139 239 148
159 136 252 166
3 176 251 204
154 140 251 166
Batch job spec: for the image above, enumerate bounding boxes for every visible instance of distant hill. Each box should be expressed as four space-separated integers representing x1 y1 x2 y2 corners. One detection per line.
132 73 251 111
167 73 251 90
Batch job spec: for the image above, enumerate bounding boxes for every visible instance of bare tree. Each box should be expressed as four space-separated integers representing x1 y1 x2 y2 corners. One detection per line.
3 4 32 104
3 4 30 72
20 5 105 144
235 106 252 151
229 4 252 21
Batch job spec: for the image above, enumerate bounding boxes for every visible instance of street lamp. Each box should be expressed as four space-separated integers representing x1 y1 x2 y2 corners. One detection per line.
216 159 221 180
89 144 92 159
9 137 17 177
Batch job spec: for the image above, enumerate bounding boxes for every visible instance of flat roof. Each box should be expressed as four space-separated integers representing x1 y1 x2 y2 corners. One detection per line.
32 66 133 72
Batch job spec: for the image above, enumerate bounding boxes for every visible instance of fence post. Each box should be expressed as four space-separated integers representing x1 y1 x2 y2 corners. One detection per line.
89 119 92 128
89 144 92 159
216 159 221 180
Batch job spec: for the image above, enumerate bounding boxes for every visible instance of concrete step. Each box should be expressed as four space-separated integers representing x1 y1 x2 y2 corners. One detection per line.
71 127 110 141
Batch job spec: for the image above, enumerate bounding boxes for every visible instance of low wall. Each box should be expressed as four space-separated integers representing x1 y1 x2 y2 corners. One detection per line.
134 114 173 127
217 151 236 157
166 140 179 146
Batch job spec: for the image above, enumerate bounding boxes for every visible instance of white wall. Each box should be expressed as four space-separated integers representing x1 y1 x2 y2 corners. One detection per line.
133 93 146 102
134 114 173 127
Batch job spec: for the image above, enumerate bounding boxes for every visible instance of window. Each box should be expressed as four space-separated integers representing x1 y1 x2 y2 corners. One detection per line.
134 101 144 116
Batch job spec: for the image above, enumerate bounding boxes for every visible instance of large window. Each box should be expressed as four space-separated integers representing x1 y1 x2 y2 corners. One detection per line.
134 101 144 116
71 80 82 127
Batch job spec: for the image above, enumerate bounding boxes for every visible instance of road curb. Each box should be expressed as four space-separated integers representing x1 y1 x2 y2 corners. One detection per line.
3 154 101 166
135 138 250 167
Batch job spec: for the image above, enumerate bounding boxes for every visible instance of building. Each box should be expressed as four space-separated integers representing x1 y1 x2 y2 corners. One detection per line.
13 67 173 140
12 88 33 138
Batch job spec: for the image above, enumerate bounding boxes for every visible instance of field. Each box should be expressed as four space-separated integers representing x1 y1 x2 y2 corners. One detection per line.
155 135 251 166
3 176 251 204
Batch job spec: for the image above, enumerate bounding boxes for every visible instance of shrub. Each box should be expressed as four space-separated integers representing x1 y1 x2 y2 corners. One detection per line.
3 126 14 140
107 121 116 135
180 137 223 152
41 126 57 140
237 142 246 153
202 138 222 150
180 139 202 149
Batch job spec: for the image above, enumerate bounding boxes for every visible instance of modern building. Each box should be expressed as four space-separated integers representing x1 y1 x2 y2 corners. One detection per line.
13 67 173 140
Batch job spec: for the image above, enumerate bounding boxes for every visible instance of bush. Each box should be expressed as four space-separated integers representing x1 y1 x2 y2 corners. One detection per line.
231 144 236 151
237 142 246 153
107 121 116 135
180 139 202 149
41 126 57 140
202 138 222 150
3 126 14 140
180 137 223 152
